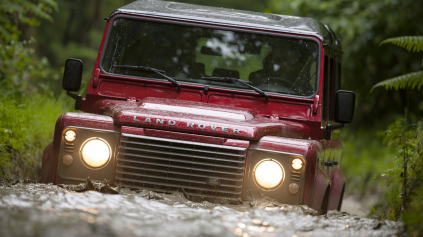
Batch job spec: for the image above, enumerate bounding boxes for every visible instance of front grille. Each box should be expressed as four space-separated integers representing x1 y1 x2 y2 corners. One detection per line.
116 133 247 200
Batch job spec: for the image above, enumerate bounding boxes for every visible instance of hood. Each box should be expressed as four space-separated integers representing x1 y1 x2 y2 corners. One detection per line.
92 98 311 140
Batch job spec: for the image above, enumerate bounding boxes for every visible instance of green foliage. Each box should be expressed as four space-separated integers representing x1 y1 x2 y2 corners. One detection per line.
0 0 60 95
403 186 423 233
377 118 423 221
380 36 423 53
0 0 57 42
0 0 64 179
339 129 394 196
0 94 70 179
372 36 423 91
371 71 423 91
267 0 423 128
0 38 55 95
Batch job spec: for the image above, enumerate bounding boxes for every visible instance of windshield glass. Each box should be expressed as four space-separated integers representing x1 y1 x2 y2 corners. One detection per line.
102 18 319 97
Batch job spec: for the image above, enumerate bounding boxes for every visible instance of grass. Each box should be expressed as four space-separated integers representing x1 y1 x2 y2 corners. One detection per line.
340 129 395 196
0 93 72 179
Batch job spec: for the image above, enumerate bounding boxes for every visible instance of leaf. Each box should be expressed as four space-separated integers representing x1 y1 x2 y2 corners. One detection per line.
402 212 423 225
371 71 423 91
380 36 423 52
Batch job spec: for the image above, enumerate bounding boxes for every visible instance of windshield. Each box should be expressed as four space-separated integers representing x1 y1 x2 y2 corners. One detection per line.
102 17 319 97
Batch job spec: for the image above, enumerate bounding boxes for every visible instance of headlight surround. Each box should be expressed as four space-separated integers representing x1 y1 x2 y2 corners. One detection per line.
81 138 111 168
253 159 285 190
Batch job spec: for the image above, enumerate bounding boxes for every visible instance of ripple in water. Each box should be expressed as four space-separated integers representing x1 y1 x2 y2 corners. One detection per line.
0 180 401 237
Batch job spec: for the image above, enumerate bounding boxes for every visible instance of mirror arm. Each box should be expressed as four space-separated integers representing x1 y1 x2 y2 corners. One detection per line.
326 124 344 131
67 91 82 110
323 124 344 140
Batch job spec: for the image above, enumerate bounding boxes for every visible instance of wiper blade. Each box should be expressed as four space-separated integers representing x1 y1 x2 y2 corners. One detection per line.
201 77 268 101
114 65 181 90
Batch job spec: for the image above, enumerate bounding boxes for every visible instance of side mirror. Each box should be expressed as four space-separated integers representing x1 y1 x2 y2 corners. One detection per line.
63 58 83 91
334 90 356 123
63 58 83 110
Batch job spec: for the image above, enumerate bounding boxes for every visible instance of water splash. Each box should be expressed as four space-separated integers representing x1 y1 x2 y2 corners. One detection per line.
0 180 401 237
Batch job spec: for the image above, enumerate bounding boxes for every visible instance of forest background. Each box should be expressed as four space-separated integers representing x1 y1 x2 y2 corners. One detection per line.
1 0 422 233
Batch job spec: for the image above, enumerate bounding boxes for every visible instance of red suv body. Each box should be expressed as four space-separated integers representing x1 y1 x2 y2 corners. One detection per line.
40 0 355 214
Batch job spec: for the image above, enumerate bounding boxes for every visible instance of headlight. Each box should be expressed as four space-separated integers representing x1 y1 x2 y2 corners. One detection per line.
292 158 303 170
81 138 111 168
254 160 284 189
65 130 76 142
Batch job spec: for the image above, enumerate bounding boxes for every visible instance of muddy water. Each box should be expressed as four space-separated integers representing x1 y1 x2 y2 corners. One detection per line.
0 181 401 237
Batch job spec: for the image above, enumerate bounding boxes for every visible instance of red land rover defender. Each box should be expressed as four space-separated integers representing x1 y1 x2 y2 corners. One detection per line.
40 0 356 214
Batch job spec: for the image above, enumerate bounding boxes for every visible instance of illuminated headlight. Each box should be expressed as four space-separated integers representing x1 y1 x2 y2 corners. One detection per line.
292 158 303 170
254 160 284 189
65 130 76 142
81 138 111 168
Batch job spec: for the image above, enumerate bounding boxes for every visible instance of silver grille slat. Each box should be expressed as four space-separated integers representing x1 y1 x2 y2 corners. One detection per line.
119 151 245 170
116 163 242 181
116 133 247 199
116 176 241 195
116 170 242 188
121 146 245 164
117 159 243 176
121 139 245 158
122 133 246 151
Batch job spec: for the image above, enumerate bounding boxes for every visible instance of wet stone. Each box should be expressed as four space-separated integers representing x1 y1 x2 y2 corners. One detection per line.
0 181 402 237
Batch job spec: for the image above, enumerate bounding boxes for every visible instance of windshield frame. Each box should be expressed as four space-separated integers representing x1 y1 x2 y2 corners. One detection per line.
99 15 322 99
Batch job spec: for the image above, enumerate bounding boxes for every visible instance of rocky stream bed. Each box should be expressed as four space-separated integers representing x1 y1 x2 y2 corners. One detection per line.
0 179 402 237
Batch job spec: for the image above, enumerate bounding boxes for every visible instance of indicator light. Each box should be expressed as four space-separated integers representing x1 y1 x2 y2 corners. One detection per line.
292 158 303 170
63 154 74 166
65 130 76 142
288 183 300 194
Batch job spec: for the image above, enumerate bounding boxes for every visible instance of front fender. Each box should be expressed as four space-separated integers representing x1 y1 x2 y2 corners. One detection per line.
310 168 331 212
40 142 53 183
328 168 346 210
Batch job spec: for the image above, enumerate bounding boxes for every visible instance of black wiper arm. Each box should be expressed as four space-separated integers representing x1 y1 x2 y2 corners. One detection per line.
201 77 268 101
114 65 181 90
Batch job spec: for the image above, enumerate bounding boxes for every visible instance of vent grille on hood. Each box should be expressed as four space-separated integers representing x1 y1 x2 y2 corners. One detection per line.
116 133 247 200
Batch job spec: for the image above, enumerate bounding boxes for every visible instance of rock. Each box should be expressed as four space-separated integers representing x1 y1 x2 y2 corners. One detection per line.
86 177 95 190
99 180 119 194
373 222 383 229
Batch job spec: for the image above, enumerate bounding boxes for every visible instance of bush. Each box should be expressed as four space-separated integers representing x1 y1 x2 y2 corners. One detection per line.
340 129 394 197
0 93 71 179
378 117 423 223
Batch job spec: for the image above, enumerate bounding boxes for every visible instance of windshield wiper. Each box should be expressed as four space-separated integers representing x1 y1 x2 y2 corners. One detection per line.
201 77 268 101
113 65 181 90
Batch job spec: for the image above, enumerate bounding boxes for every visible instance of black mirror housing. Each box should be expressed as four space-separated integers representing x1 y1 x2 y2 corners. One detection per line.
63 58 83 91
334 90 355 123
